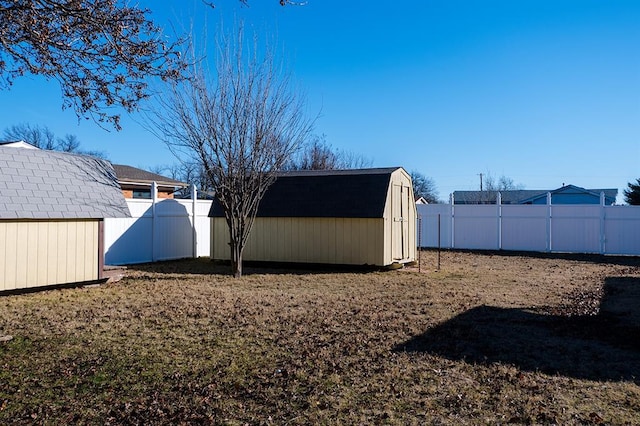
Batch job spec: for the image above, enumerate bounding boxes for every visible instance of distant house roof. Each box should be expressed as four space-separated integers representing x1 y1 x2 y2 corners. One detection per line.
0 140 39 149
453 185 618 205
0 146 130 219
112 164 187 188
209 167 404 218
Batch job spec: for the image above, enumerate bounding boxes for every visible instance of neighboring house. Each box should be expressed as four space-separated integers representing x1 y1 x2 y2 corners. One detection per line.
453 185 617 205
0 146 130 292
415 196 428 205
210 167 417 267
112 164 187 199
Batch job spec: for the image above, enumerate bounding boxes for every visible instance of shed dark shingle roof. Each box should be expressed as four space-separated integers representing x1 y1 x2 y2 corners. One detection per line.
209 167 401 218
0 147 130 219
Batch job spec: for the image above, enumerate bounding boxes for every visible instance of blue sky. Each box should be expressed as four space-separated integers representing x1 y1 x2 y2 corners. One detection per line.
1 0 638 202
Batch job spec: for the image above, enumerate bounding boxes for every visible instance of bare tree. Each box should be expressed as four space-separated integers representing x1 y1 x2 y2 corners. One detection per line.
3 122 107 158
55 134 81 152
4 123 56 149
150 161 213 197
0 0 187 129
148 25 313 277
477 172 524 204
410 170 440 203
484 174 523 192
286 134 372 170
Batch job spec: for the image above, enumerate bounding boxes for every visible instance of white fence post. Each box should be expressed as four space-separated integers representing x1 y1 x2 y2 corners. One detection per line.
546 192 552 252
151 181 158 262
600 191 606 254
191 184 198 258
497 192 502 250
450 193 455 249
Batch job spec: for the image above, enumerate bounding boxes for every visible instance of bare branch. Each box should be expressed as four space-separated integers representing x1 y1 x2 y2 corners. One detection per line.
0 0 187 129
286 134 372 171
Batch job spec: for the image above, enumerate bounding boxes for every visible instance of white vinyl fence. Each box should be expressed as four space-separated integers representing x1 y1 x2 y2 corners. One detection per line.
104 185 213 265
417 199 640 256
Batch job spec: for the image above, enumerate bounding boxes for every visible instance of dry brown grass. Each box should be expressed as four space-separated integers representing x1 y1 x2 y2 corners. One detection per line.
1 250 639 424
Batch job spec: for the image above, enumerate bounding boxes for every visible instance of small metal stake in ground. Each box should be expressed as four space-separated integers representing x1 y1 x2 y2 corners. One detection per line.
418 215 422 273
437 213 441 271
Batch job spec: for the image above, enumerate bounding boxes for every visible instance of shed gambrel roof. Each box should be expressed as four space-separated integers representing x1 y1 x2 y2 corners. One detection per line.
209 167 403 218
0 147 130 219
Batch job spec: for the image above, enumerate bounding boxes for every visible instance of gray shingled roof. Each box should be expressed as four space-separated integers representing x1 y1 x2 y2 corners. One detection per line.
112 164 186 187
209 167 402 218
0 147 130 219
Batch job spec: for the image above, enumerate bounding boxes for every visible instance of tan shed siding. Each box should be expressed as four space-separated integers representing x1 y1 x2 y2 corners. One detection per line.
0 220 99 291
382 188 393 265
211 217 385 265
211 217 228 261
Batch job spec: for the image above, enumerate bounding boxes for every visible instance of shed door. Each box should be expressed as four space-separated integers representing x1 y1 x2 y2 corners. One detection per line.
392 183 411 261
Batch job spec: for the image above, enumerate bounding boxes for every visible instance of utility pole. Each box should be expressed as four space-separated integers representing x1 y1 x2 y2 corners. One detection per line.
479 173 483 191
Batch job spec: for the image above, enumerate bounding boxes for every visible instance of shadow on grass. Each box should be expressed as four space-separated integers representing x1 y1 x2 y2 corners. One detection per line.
395 276 640 383
126 258 384 276
420 247 640 269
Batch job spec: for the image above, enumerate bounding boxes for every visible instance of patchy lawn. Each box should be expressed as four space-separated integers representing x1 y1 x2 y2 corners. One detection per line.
1 251 639 424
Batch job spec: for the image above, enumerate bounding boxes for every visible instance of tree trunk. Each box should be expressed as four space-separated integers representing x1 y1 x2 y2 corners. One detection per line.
230 239 243 278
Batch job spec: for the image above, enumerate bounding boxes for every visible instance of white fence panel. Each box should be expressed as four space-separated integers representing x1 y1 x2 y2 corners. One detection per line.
154 200 196 261
104 199 154 265
417 204 452 248
104 195 213 265
603 206 640 255
416 202 640 256
454 205 500 250
194 200 214 257
550 205 601 253
501 205 548 252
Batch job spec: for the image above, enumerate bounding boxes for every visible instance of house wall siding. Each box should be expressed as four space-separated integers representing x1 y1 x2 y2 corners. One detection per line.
531 193 601 205
0 220 99 291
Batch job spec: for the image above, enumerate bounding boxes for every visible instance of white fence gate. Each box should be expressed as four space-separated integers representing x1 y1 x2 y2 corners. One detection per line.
104 186 213 265
417 201 640 256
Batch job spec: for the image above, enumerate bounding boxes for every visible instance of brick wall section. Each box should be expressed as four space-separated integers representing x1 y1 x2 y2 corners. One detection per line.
120 188 174 199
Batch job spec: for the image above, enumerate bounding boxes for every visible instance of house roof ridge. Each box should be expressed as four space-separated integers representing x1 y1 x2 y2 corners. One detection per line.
112 164 187 186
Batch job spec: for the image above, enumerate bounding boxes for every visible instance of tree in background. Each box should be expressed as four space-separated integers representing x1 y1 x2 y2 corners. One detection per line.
410 171 440 203
0 0 186 129
150 161 213 197
474 172 524 204
286 135 372 170
623 179 640 205
3 123 107 158
484 174 523 192
148 24 313 277
3 123 56 150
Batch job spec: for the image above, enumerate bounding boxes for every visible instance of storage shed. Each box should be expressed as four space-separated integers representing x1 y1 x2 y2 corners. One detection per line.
0 146 130 292
210 167 416 266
